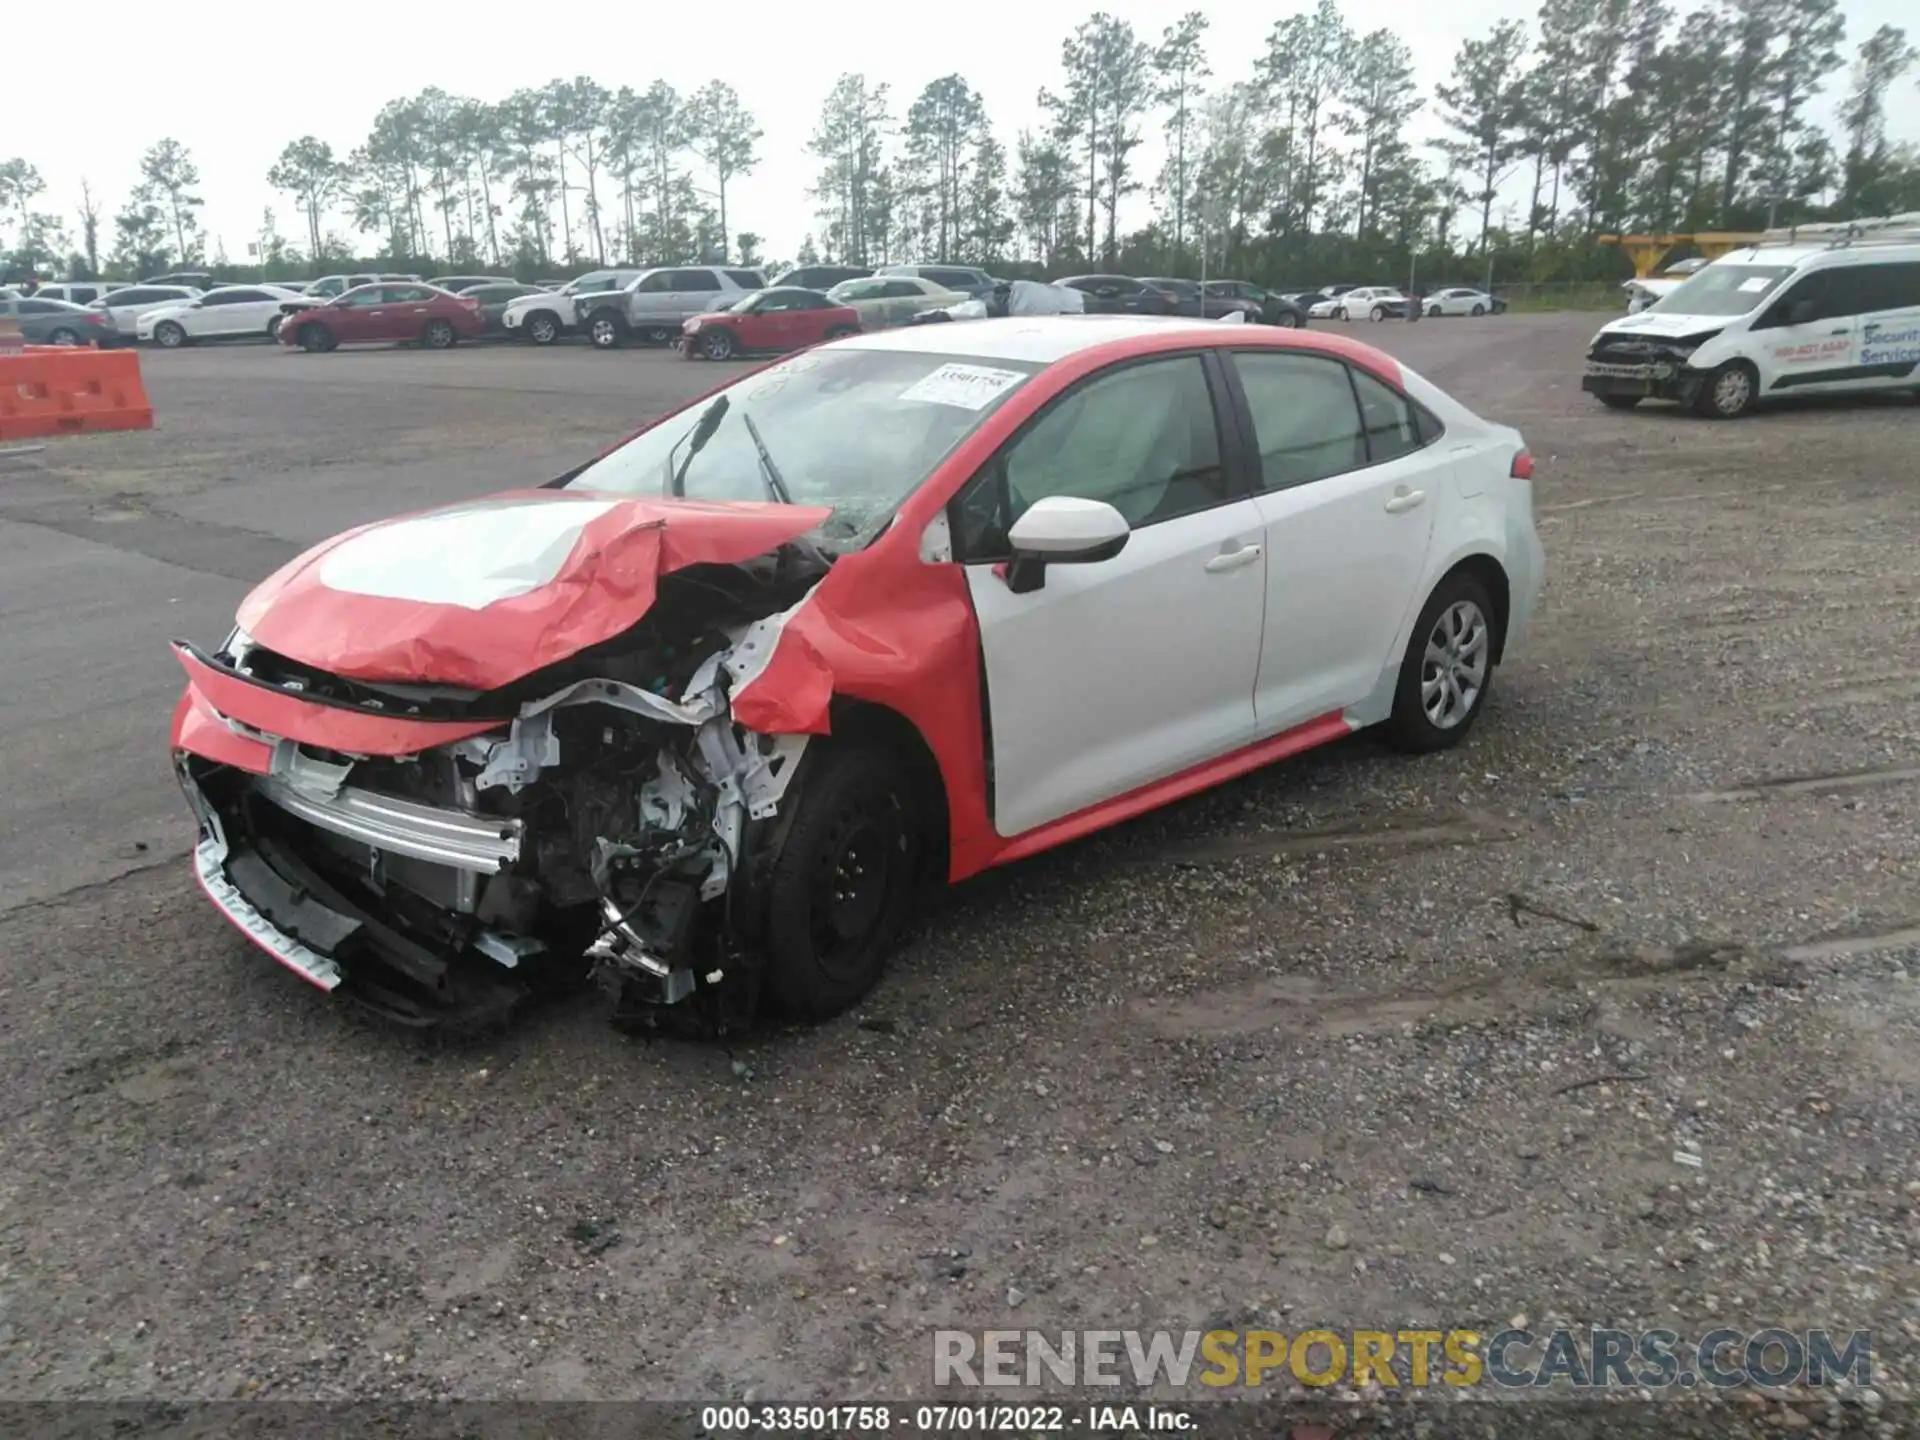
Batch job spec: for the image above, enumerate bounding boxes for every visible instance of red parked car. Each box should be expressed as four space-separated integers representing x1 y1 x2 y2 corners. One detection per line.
679 287 862 360
279 282 485 353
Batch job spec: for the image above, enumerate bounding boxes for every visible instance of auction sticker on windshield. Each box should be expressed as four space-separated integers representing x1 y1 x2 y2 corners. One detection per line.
900 363 1027 410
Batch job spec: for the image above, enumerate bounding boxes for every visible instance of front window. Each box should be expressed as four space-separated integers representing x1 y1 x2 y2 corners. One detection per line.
1652 264 1794 316
563 348 1040 552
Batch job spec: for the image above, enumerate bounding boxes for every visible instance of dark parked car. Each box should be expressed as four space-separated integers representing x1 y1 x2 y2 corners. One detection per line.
0 295 119 346
1140 277 1209 317
143 271 217 289
1283 290 1331 313
461 282 550 334
1055 275 1179 315
1199 279 1306 327
279 283 485 352
771 264 873 291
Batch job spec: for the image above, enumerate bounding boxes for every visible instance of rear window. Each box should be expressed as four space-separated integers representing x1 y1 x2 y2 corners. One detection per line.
725 269 766 289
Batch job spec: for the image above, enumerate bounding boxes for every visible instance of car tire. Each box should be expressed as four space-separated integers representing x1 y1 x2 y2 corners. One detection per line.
1370 305 1387 321
1427 305 1442 318
698 328 735 360
45 326 81 346
760 742 921 1020
1382 570 1499 754
297 323 332 354
526 312 560 345
587 311 624 349
154 320 188 348
1693 360 1757 419
823 325 859 341
422 318 457 349
1471 303 1486 317
1597 393 1642 410
1273 310 1299 328
266 313 284 341
1337 308 1351 322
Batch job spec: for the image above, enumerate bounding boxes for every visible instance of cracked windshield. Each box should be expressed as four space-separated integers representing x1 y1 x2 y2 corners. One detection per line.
565 348 1040 550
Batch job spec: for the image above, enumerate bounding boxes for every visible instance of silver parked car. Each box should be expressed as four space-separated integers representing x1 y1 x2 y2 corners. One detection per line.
577 265 769 348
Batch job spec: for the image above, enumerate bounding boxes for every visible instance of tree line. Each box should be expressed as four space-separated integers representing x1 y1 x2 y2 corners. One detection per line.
2 0 1916 289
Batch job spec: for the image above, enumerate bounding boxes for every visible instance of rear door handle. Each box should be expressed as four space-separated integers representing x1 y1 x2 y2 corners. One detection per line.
1384 488 1427 513
1205 543 1263 573
1828 327 1847 335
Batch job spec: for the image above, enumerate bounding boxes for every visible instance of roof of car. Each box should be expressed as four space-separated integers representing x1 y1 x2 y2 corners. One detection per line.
839 314 1394 370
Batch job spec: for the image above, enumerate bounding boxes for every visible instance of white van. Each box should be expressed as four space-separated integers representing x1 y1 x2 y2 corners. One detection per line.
1583 213 1920 418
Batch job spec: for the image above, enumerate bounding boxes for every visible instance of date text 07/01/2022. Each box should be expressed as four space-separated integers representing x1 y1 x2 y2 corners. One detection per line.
699 1402 1195 1432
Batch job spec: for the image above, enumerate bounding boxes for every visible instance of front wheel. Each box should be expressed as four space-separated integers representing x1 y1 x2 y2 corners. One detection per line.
526 312 561 345
266 313 284 341
297 323 333 353
1274 311 1300 328
154 320 188 348
760 744 922 1020
698 328 735 360
422 318 457 349
1427 305 1442 318
1370 305 1387 322
1693 361 1757 419
1382 571 1498 753
1471 303 1486 317
586 312 624 350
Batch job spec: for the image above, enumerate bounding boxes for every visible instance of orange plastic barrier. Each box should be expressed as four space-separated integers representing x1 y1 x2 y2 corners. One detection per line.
0 345 155 441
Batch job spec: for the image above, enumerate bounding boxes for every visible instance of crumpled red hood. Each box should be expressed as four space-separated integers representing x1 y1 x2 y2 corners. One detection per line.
235 488 831 691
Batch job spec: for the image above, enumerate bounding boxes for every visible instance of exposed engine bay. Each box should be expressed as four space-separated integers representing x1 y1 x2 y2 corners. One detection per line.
178 547 831 1033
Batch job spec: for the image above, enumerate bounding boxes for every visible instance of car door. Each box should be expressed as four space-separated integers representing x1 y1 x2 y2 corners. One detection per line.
195 290 247 336
667 269 723 325
952 351 1268 838
376 284 437 340
750 291 810 349
326 287 388 342
1228 349 1442 731
1746 268 1870 395
1850 261 1920 392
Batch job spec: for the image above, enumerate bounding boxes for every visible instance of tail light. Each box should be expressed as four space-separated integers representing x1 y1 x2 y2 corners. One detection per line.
83 311 107 324
1510 449 1535 480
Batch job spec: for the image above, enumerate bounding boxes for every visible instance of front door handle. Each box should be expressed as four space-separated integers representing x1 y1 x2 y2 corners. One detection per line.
1205 543 1263 573
1828 327 1847 336
1384 488 1427 513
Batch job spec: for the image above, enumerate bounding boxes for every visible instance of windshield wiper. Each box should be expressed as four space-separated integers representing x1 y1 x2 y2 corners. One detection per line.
665 394 731 496
739 411 792 506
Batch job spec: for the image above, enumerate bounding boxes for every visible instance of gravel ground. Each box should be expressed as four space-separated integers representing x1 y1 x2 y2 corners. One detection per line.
0 319 1915 1433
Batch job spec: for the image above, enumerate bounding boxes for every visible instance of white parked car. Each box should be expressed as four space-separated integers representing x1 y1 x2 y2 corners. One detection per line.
502 268 647 345
87 284 204 338
1623 257 1709 313
1336 287 1411 322
1583 215 1920 418
168 314 1543 1028
137 285 313 347
1424 287 1501 318
1306 296 1344 319
827 275 971 329
35 281 130 306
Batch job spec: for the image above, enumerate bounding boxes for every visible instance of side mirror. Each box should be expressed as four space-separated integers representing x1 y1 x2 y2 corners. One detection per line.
1004 496 1131 594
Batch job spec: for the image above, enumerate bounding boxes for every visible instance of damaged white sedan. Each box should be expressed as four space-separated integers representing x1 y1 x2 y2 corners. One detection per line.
172 317 1544 1032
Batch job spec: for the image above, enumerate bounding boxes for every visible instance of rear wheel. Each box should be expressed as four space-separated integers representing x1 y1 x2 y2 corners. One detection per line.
698 328 736 360
154 320 188 348
298 323 333 353
422 318 457 349
1471 303 1486 317
823 324 859 342
1370 305 1387 321
526 311 561 345
1382 571 1499 753
761 744 922 1020
1427 305 1442 318
1693 360 1757 419
45 326 81 346
265 313 284 341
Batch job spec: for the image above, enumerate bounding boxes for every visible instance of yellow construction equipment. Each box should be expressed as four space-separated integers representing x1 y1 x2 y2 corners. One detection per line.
1599 232 1765 276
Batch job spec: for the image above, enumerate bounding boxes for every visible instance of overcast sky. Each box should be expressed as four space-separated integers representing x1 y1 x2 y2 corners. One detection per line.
9 0 1918 265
